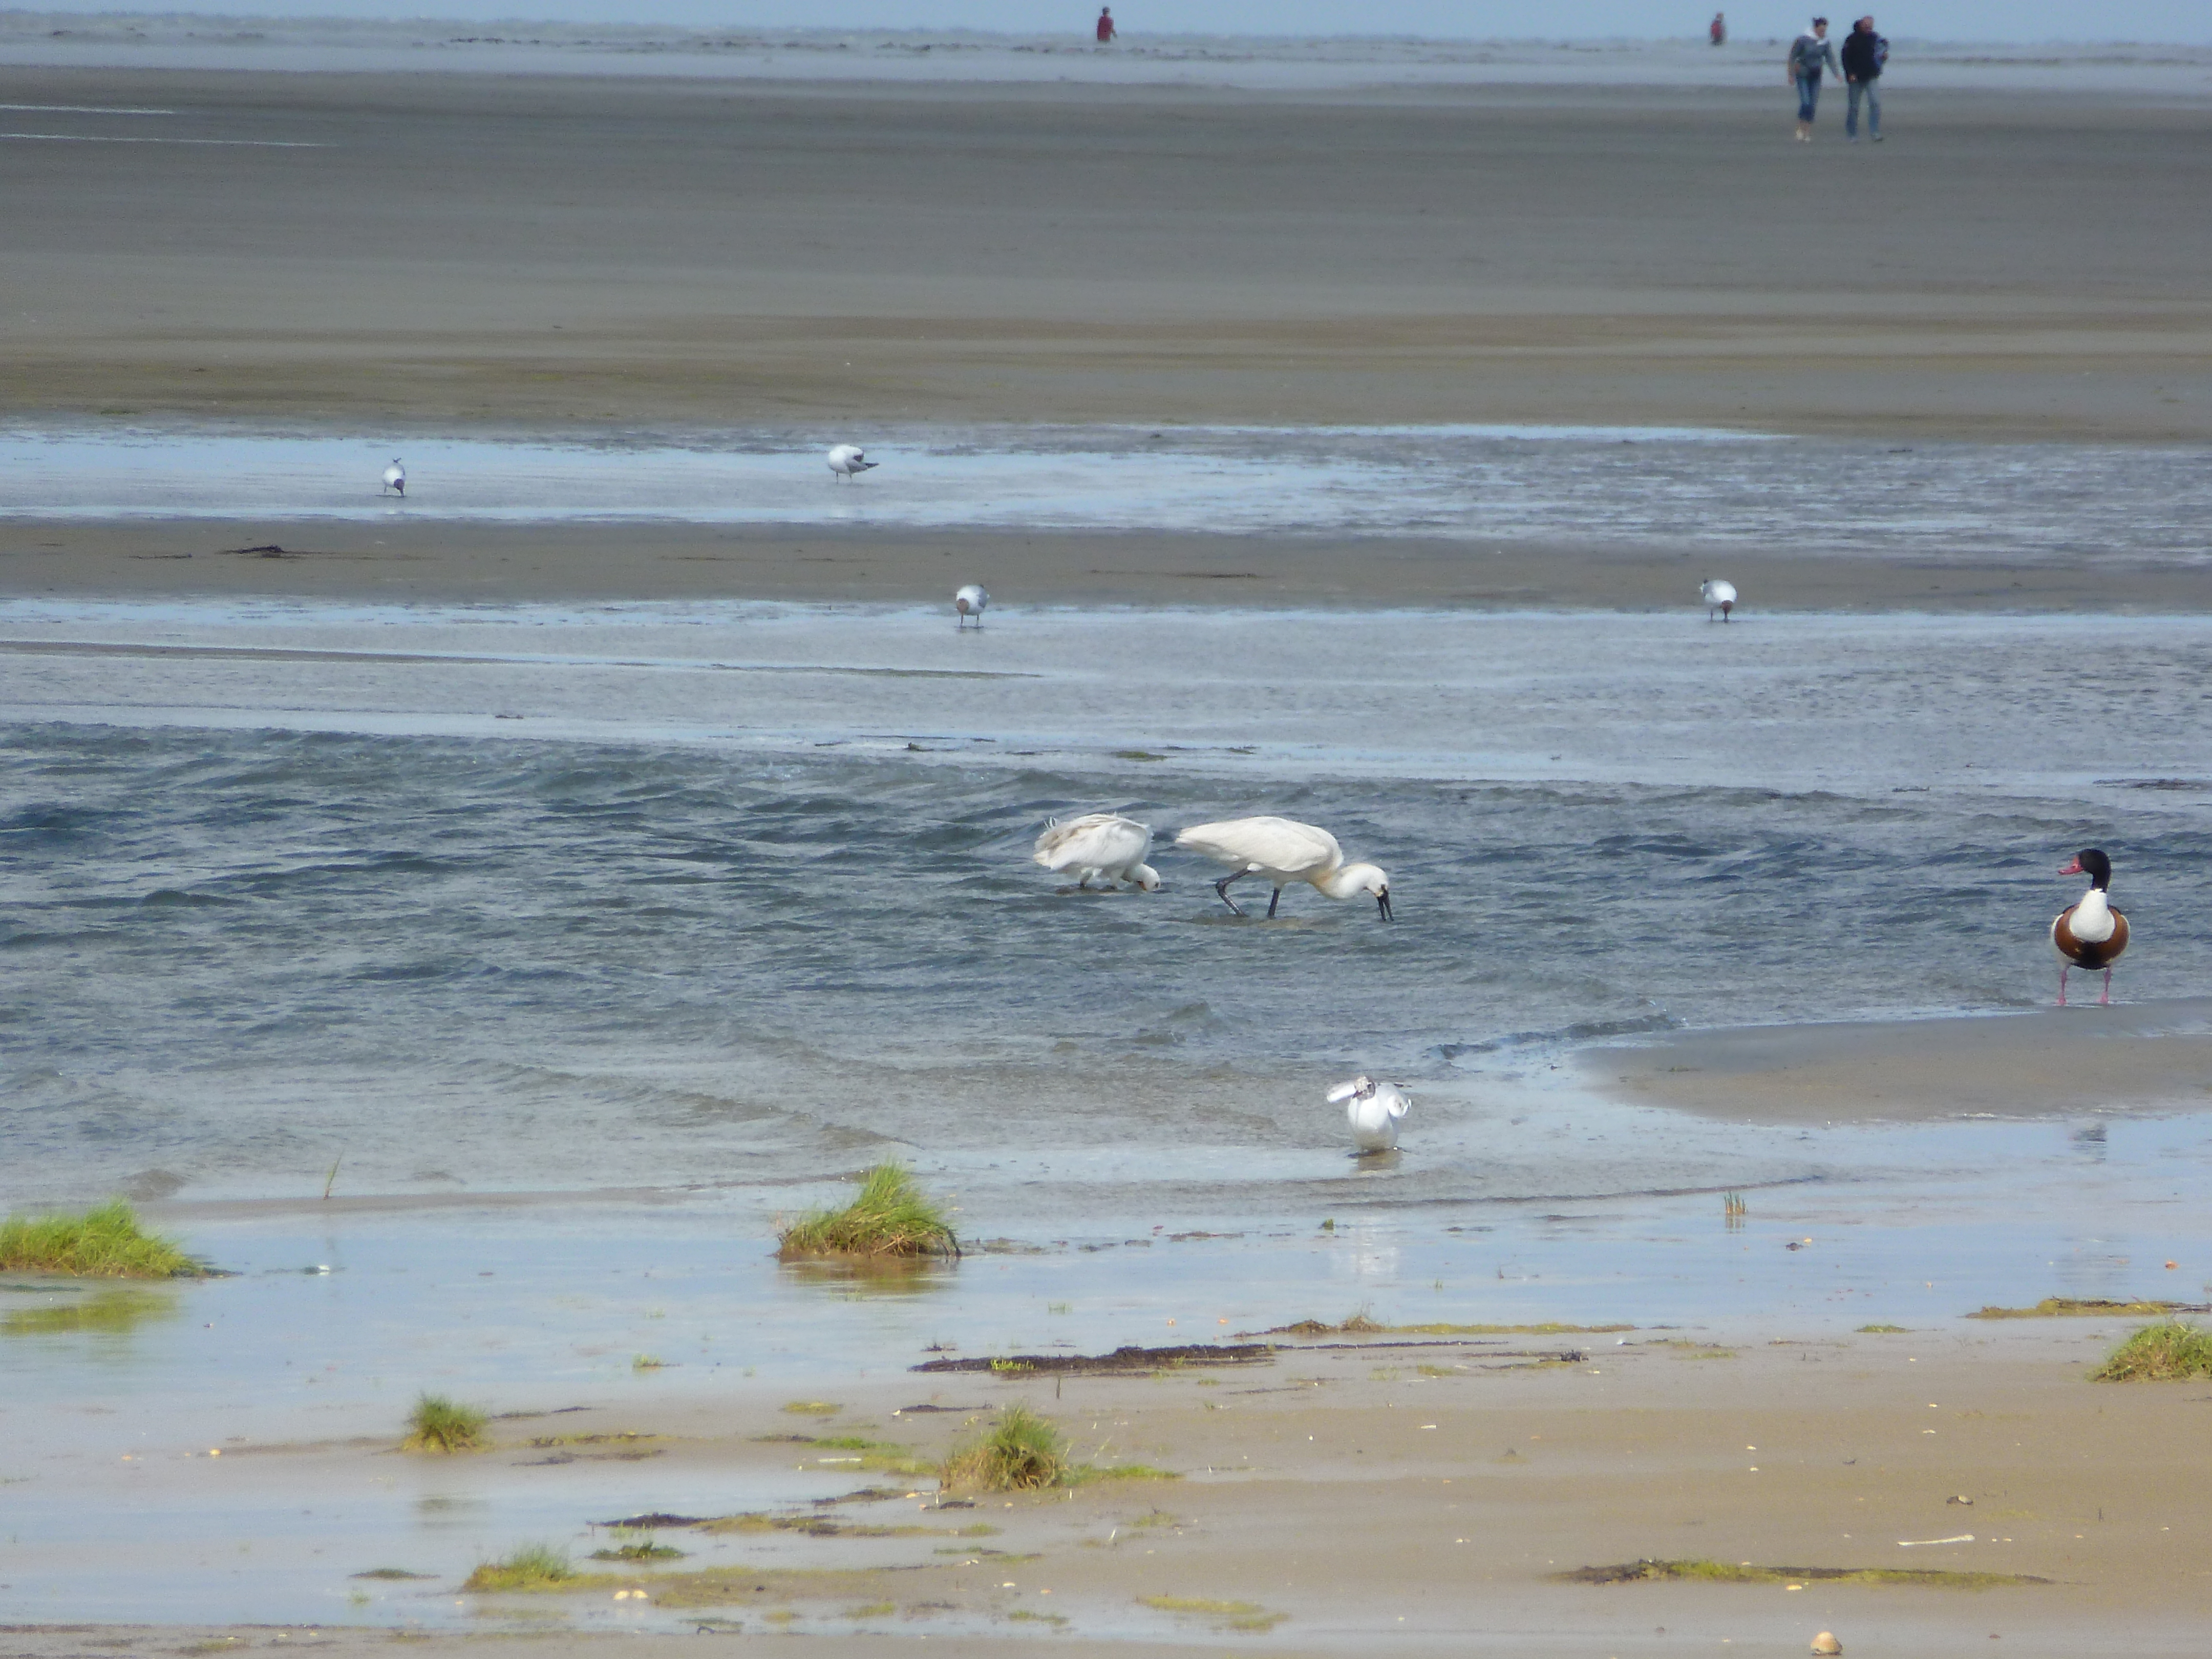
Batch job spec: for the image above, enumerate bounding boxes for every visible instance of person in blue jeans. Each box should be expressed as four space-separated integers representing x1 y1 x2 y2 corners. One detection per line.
1788 17 1840 142
1841 15 1887 140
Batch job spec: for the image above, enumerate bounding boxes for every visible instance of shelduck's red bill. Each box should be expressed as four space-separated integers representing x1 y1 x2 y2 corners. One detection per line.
2058 857 2084 875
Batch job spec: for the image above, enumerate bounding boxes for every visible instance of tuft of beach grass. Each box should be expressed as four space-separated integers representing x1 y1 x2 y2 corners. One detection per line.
402 1392 488 1453
776 1163 959 1261
940 1404 1067 1492
2091 1319 2212 1381
0 1200 201 1279
461 1543 575 1592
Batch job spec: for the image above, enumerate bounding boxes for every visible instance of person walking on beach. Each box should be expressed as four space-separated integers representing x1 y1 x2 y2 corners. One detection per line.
1096 6 1116 43
1788 16 1840 142
1710 11 1726 46
1841 14 1887 140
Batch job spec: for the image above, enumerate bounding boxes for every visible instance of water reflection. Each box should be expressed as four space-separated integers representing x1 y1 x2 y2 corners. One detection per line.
1 1286 179 1339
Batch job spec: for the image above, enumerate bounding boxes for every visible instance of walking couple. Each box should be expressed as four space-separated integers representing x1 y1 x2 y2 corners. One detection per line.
1789 15 1886 143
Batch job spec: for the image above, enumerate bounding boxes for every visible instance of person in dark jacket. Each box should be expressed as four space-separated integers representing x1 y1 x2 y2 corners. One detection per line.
1841 16 1887 140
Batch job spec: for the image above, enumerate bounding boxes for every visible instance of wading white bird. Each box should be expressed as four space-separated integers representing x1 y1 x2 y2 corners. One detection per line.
1327 1074 1411 1153
1700 578 1736 622
1032 812 1160 891
826 443 877 481
2052 847 2129 1006
955 583 988 628
1174 816 1391 921
381 458 406 497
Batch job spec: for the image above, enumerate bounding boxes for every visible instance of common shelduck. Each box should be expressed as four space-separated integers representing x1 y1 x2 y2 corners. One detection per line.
955 583 988 628
826 443 877 481
1327 1074 1411 1152
381 458 406 497
1032 812 1160 891
2052 847 2128 1006
1174 816 1391 921
1700 578 1736 622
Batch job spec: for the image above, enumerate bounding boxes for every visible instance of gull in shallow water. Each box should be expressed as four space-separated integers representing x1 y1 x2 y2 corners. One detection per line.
380 458 406 497
826 443 877 481
1032 812 1160 891
1700 578 1736 621
955 583 988 628
1174 815 1391 920
1328 1075 1411 1152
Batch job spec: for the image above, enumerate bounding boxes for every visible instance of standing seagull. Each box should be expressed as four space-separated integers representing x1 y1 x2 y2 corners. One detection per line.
1032 812 1160 891
1700 578 1736 622
381 458 406 497
2052 847 2129 1006
955 584 988 628
1327 1075 1411 1153
827 444 877 482
1175 816 1391 920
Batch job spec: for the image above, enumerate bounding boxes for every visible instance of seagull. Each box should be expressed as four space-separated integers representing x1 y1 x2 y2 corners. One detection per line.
827 443 877 482
1327 1075 1411 1152
1032 813 1160 891
1174 816 1391 920
2053 847 2129 1006
1700 578 1736 622
381 459 406 497
955 584 988 628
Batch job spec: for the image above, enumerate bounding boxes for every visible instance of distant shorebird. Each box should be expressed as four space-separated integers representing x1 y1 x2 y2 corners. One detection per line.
2053 847 2128 1006
1032 812 1160 891
827 443 877 482
1174 816 1391 921
955 583 988 628
1328 1075 1411 1152
1700 578 1736 622
381 458 406 497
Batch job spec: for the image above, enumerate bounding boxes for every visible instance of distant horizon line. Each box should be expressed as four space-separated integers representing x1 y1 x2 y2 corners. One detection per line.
7 11 2212 49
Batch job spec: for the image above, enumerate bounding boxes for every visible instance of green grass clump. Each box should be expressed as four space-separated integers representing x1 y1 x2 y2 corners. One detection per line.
1967 1298 2175 1320
940 1404 1067 1492
0 1201 201 1278
402 1392 488 1454
777 1164 959 1261
782 1399 842 1415
1858 1323 1911 1333
462 1543 575 1592
2091 1320 2212 1381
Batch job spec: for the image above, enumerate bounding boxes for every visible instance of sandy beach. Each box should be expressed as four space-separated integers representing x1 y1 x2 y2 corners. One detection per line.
1 67 2208 442
9 1326 2212 1658
8 41 2212 1659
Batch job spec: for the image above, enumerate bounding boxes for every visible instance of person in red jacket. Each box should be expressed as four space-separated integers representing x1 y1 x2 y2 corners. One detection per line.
1710 11 1726 45
1096 6 1116 42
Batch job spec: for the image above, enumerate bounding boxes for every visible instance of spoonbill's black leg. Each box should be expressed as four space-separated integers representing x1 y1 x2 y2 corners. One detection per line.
1213 870 1250 916
1266 886 1283 918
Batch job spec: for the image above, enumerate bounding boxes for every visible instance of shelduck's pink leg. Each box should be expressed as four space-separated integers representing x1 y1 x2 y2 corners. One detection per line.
2100 967 2112 1006
2057 965 2069 1007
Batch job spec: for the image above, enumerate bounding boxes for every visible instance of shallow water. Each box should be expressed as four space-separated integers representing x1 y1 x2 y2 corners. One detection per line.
7 593 2212 1625
5 424 2211 564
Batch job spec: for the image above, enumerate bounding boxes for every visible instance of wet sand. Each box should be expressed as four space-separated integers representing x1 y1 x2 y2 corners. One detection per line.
11 519 2212 611
1 67 2208 441
1590 998 2212 1124
8 1330 2209 1657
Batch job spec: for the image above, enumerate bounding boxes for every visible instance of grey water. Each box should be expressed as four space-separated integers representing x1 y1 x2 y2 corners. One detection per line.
5 424 2211 563
8 593 2212 1625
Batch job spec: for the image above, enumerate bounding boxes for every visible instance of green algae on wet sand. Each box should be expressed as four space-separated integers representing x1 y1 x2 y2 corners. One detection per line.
1562 1558 2050 1589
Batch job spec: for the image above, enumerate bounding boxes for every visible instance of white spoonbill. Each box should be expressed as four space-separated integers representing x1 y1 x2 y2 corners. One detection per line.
1700 578 1736 622
1174 816 1391 921
827 443 877 481
1327 1074 1411 1152
381 458 406 497
955 583 988 628
1032 813 1160 891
